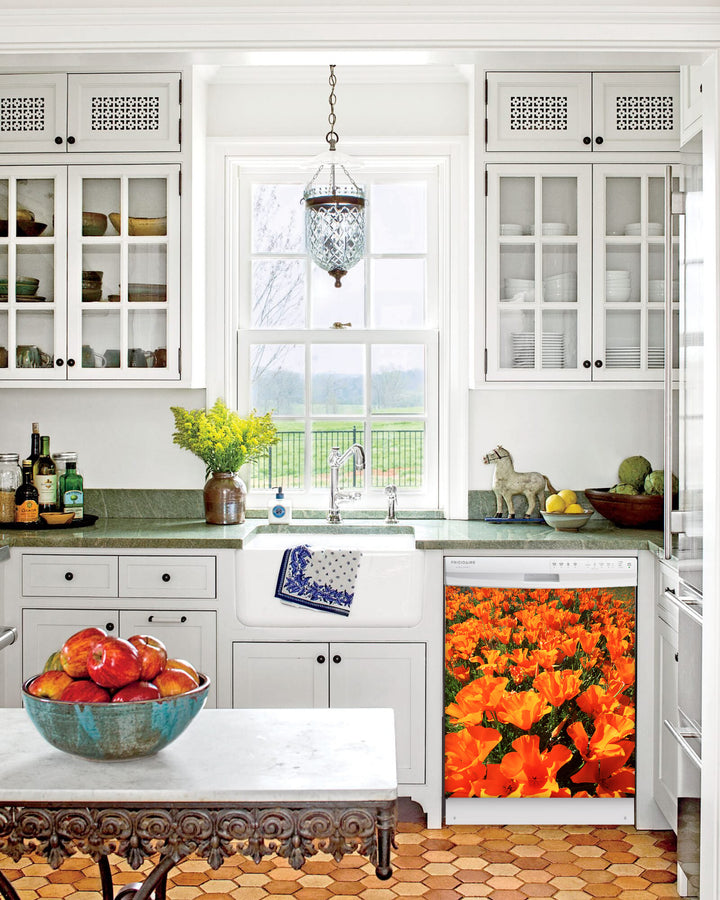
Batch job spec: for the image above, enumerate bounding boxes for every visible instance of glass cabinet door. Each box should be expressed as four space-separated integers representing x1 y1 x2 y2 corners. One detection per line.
66 165 180 379
486 165 592 381
0 167 67 381
593 165 679 381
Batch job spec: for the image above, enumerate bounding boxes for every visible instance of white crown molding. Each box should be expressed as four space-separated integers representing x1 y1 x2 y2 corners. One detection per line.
0 4 718 55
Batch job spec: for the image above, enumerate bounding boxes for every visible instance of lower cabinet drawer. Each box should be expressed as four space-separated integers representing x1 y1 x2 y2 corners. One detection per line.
118 556 216 599
22 555 118 597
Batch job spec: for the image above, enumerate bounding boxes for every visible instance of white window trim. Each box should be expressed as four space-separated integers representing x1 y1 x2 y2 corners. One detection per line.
205 136 469 517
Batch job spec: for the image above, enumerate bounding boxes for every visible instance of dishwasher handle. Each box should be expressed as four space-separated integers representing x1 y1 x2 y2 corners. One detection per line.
0 626 17 651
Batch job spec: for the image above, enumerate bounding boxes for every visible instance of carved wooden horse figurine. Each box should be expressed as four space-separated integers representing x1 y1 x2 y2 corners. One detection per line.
482 445 557 518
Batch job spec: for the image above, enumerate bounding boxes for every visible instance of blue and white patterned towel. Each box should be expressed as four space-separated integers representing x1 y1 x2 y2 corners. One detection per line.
275 545 362 616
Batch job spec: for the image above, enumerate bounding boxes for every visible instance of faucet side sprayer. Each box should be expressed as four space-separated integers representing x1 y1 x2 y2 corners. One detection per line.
327 443 365 524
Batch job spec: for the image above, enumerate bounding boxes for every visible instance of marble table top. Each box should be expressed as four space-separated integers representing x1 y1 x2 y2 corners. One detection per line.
0 707 398 803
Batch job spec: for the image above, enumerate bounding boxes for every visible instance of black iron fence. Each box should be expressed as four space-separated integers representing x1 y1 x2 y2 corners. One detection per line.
251 428 424 490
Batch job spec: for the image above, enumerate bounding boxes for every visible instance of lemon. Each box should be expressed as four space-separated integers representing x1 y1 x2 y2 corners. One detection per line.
545 494 566 513
558 489 577 506
565 503 585 514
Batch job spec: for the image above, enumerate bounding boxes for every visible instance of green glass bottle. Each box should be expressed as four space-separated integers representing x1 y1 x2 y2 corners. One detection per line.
61 461 84 520
33 435 57 513
29 422 41 477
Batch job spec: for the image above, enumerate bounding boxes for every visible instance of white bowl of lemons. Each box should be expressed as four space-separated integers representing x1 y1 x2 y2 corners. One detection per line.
540 489 594 532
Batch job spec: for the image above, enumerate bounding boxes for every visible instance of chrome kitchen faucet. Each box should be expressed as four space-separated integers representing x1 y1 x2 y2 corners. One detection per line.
327 444 365 523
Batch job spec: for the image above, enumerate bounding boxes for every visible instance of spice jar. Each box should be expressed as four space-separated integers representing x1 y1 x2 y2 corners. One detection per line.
0 453 21 523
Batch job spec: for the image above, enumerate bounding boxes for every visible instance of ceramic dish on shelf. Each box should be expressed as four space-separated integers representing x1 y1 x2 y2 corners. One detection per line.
540 508 593 532
17 221 47 237
40 511 76 526
109 213 167 236
128 283 167 302
82 212 108 236
499 223 525 236
542 222 570 235
15 296 47 303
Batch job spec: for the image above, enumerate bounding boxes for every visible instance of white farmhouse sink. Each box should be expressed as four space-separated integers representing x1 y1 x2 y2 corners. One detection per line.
236 526 423 627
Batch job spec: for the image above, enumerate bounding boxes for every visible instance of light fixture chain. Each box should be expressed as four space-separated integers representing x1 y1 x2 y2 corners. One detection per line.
325 64 339 150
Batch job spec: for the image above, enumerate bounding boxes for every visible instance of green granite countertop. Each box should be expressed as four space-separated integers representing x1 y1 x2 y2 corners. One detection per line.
0 517 665 552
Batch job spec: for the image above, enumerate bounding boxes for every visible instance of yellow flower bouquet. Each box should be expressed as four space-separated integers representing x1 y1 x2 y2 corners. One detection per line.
170 398 278 476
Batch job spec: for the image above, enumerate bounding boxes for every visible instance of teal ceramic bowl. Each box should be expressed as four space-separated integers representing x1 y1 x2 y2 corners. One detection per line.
22 674 210 760
540 509 593 532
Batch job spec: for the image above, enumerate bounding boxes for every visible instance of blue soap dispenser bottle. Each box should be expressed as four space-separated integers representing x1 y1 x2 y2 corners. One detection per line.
268 485 292 523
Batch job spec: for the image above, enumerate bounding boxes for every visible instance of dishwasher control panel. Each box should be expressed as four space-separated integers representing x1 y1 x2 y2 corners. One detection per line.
444 555 637 586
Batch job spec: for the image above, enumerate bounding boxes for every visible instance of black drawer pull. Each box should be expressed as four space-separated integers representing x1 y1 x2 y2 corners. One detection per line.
148 615 187 624
332 654 342 664
64 572 74 581
583 136 592 145
106 622 115 631
595 359 604 368
54 136 63 145
595 136 604 145
162 573 171 582
67 135 76 145
583 359 591 369
316 655 326 664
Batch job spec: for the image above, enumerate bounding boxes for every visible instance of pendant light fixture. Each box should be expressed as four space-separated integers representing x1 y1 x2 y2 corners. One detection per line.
303 65 366 288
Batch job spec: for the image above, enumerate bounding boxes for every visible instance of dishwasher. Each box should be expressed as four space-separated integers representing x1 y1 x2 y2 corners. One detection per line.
444 555 637 825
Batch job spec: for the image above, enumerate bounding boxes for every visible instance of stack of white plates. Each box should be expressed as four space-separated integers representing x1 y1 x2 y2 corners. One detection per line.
648 279 680 302
503 277 534 302
511 332 566 368
624 222 663 236
606 269 631 302
542 222 570 236
648 347 665 369
541 332 566 368
606 346 641 368
500 223 525 236
543 272 576 302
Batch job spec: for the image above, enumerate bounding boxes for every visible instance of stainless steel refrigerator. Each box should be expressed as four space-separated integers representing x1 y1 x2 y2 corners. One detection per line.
667 160 703 899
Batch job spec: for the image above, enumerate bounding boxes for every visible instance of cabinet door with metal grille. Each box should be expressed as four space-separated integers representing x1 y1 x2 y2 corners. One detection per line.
66 73 182 153
0 74 67 153
592 72 680 152
486 72 593 152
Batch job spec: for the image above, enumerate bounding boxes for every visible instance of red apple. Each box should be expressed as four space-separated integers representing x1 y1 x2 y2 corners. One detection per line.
111 680 161 703
127 634 167 681
153 667 199 697
26 670 74 699
165 658 200 685
59 680 111 703
87 636 142 689
60 627 107 678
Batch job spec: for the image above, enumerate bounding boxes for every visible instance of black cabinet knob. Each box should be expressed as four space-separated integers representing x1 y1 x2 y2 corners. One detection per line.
583 360 591 369
583 136 592 145
64 572 74 581
332 654 342 664
316 655 326 664
55 358 64 367
595 136 604 145
594 359 603 368
67 358 75 367
161 573 171 582
106 622 115 631
54 136 63 145
67 136 76 145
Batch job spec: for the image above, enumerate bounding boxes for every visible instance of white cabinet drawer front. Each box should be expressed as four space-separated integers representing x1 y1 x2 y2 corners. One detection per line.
22 555 118 597
118 557 216 599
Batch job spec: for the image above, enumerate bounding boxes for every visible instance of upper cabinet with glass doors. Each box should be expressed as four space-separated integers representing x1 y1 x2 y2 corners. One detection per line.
486 164 678 383
0 73 181 153
0 164 180 381
486 72 680 152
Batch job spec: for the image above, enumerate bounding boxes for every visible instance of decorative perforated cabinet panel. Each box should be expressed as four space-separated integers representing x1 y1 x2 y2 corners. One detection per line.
592 72 680 151
0 74 67 152
66 73 182 152
486 73 592 151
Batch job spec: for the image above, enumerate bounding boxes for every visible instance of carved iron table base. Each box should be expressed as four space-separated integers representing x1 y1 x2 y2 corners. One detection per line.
0 801 396 900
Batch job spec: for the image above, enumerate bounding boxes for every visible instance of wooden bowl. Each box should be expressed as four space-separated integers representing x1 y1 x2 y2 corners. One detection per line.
109 213 166 236
17 221 47 237
40 512 76 525
584 488 671 528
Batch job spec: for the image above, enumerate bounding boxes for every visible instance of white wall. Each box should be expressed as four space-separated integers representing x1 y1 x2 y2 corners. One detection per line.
468 388 665 491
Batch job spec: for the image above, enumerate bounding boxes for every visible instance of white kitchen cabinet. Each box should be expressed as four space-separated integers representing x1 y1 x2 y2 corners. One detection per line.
232 640 426 784
118 556 216 599
0 163 180 381
486 163 678 382
654 566 680 830
680 65 703 146
0 73 181 154
486 72 679 152
22 553 119 597
22 607 217 707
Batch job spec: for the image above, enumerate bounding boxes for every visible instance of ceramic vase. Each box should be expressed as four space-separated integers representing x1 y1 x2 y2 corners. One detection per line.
203 471 247 525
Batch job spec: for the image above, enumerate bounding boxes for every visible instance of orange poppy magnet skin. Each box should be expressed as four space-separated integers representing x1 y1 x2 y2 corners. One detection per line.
444 585 635 799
